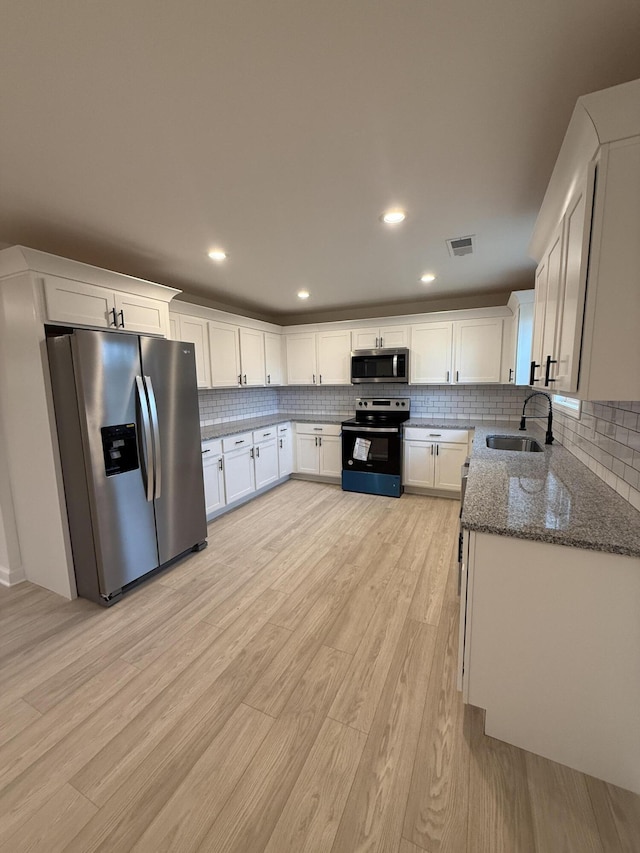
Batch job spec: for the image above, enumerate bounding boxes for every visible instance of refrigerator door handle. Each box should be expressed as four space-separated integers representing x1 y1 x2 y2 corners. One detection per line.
144 375 162 501
135 376 155 502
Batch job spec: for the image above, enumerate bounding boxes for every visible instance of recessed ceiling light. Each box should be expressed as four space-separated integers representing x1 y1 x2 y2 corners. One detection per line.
208 249 227 261
381 209 406 225
420 273 436 283
297 290 310 300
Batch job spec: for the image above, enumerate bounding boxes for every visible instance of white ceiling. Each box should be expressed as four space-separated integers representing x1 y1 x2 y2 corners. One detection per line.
2 1 640 323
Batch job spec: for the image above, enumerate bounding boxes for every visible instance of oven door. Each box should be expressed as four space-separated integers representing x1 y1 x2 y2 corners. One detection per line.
342 425 402 474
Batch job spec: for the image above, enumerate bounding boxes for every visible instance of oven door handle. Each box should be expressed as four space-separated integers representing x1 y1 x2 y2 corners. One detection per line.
342 425 400 434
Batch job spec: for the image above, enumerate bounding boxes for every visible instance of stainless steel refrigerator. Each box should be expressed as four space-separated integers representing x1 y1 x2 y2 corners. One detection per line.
48 328 207 605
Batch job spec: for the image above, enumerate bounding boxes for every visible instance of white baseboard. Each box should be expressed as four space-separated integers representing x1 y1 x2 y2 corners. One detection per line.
0 562 27 587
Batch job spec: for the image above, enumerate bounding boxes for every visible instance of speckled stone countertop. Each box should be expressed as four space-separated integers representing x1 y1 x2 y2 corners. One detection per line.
462 424 640 557
200 412 345 441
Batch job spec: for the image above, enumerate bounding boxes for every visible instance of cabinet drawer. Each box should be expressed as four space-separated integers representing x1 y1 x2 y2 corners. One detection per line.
201 439 222 457
222 432 253 452
295 422 341 437
404 427 469 444
277 422 291 434
253 426 278 444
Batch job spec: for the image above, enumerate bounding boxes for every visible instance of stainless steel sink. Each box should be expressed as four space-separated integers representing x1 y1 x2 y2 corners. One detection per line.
486 435 544 452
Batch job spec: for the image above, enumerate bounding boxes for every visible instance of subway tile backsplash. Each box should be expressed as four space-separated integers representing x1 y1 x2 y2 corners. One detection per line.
530 397 640 512
199 383 529 425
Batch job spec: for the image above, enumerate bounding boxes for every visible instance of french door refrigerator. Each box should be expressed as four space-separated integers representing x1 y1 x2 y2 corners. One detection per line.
48 328 207 605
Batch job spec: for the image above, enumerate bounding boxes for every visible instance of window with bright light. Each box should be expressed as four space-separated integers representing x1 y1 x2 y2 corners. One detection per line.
553 394 581 418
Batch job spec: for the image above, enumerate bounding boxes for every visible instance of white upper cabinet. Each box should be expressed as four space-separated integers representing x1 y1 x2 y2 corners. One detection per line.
171 313 212 388
238 327 265 386
285 333 317 385
209 321 241 387
411 318 504 385
43 275 169 337
529 80 640 400
453 318 503 384
501 292 534 385
316 330 351 385
264 332 284 386
410 322 453 384
553 167 595 393
351 325 408 350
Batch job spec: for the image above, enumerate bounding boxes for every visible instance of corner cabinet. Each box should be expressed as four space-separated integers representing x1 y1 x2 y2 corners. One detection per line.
43 274 172 337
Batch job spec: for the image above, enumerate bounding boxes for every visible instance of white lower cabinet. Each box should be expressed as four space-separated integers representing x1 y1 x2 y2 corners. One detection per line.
201 439 225 517
459 531 640 795
252 427 279 490
222 433 255 504
277 423 294 477
294 423 342 479
403 428 469 492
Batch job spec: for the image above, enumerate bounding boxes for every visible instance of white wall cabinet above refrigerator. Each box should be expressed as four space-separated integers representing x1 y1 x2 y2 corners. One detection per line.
43 274 174 337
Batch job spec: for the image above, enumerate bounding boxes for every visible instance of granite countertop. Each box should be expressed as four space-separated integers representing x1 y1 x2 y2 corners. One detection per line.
462 424 640 557
200 412 345 441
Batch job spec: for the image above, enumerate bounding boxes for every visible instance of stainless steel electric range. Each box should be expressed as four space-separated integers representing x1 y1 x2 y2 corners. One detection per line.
341 397 410 498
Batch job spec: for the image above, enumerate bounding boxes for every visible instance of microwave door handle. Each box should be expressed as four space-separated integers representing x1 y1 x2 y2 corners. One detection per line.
392 354 398 377
135 376 155 502
144 375 162 500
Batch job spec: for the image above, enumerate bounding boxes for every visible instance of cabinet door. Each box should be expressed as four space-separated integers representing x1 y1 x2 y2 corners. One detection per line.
454 318 503 383
176 314 212 388
351 327 380 349
277 425 294 477
43 275 116 329
169 314 179 341
531 260 548 385
410 323 453 384
223 446 256 503
317 330 351 385
264 332 284 386
239 327 265 386
318 435 342 477
295 434 319 475
539 224 564 386
514 301 534 386
434 442 468 491
113 292 168 337
501 315 517 384
379 326 408 348
403 440 435 487
203 452 225 515
554 166 596 393
285 334 317 385
254 439 279 489
209 321 241 388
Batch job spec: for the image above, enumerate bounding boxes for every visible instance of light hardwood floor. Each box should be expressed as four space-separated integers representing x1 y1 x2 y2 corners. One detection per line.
0 480 639 852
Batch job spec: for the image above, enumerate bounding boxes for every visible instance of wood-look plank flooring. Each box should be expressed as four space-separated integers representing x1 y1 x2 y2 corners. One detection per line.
0 479 638 852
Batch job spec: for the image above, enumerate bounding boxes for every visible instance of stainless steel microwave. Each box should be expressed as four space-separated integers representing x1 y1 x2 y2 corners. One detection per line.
351 348 409 383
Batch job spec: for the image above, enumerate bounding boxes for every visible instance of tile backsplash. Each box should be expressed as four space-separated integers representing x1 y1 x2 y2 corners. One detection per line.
199 383 529 424
198 387 279 424
530 396 640 511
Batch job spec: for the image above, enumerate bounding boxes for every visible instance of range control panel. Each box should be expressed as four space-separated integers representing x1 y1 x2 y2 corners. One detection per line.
355 397 410 411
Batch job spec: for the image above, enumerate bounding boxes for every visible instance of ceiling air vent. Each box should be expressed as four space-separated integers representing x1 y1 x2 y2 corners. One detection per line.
446 235 475 257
